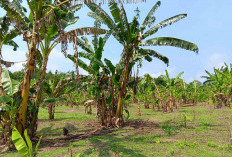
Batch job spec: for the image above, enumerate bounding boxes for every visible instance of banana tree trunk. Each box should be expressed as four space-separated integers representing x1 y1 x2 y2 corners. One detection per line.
116 67 129 119
16 50 36 135
48 103 55 120
96 96 104 125
0 51 3 95
52 104 55 119
29 57 48 137
101 97 106 126
133 63 139 98
137 102 141 116
48 103 52 120
116 48 134 119
116 63 132 125
0 46 4 96
116 91 123 118
35 58 48 99
144 96 149 109
74 51 80 86
153 80 164 112
169 94 173 112
174 99 177 109
182 93 187 105
109 78 116 116
16 22 37 135
194 92 197 106
115 40 140 125
67 94 73 108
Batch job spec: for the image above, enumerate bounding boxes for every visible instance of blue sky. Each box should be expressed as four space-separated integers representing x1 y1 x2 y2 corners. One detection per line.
1 0 232 83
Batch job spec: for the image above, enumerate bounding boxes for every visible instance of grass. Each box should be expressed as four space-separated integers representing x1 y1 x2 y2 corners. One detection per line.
38 105 96 121
1 103 232 157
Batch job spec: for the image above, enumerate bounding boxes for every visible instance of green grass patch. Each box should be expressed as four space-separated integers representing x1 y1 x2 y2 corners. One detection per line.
3 103 232 157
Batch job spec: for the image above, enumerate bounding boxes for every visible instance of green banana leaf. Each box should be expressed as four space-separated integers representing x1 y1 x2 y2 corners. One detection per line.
12 127 28 157
1 69 20 96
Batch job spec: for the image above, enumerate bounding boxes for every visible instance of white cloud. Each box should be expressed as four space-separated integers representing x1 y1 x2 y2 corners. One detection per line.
187 52 231 84
150 72 162 78
184 72 206 84
47 48 90 75
206 53 227 70
2 48 26 61
141 65 177 78
8 62 25 72
110 59 119 66
166 65 177 77
79 68 89 75
47 48 75 73
1 48 27 72
196 72 205 82
47 63 59 73
1 47 91 74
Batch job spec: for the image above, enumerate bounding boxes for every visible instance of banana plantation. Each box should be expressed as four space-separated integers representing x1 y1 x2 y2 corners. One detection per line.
0 0 232 156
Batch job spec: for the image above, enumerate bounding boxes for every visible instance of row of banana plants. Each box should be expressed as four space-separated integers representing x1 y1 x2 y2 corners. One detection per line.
133 63 232 113
203 63 232 108
132 71 199 113
0 0 198 149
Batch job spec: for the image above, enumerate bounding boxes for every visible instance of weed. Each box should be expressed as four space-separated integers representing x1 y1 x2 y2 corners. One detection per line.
176 141 199 149
168 150 175 156
207 142 219 148
182 113 192 128
154 138 161 144
160 121 184 135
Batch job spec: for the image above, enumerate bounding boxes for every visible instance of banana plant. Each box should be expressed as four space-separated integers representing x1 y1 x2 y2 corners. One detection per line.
12 126 42 157
68 32 116 125
198 83 211 103
182 77 188 104
138 73 155 109
202 63 232 108
34 1 106 102
43 72 75 120
67 17 133 126
1 0 57 134
30 1 81 137
159 70 184 112
0 69 20 148
132 59 142 98
86 1 198 123
180 78 198 105
192 79 198 105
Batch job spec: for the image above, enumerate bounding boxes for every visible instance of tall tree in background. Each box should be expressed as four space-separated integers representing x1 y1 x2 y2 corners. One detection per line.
1 0 107 135
1 0 52 135
86 1 198 125
67 20 113 125
31 2 106 137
